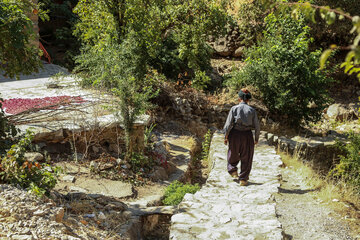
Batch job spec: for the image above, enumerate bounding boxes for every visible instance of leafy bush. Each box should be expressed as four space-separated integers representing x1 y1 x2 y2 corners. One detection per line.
192 71 211 91
0 0 47 78
129 152 155 173
0 130 59 196
227 13 332 127
235 0 266 47
163 180 200 206
73 0 229 87
76 40 159 158
329 132 360 192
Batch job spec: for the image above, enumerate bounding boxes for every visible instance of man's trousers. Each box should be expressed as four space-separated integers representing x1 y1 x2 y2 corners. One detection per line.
227 129 254 181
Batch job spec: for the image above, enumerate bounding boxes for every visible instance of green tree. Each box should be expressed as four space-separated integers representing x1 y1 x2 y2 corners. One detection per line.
259 0 360 80
76 38 158 158
73 0 229 83
227 13 332 127
0 0 48 79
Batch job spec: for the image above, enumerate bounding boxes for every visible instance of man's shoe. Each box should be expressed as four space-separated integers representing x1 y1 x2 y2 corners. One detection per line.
240 180 248 186
229 171 238 178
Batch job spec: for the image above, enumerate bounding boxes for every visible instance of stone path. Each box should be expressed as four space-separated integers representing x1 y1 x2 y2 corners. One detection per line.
170 131 283 240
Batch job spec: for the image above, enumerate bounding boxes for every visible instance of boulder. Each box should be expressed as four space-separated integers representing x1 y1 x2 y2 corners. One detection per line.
233 46 245 58
212 37 237 57
24 152 44 162
326 104 357 121
150 167 168 182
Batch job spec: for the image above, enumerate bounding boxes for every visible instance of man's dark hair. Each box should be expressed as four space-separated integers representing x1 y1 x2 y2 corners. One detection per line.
238 88 252 101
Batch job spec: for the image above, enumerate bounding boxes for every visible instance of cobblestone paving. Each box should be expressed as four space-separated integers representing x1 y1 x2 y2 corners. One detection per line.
170 131 283 240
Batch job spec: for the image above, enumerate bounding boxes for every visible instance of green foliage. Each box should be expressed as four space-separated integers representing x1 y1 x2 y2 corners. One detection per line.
192 70 211 91
163 180 200 205
73 0 229 85
76 37 159 157
329 132 360 193
144 123 156 150
0 0 48 79
201 129 212 163
129 152 155 173
235 0 266 47
112 74 159 158
0 130 59 196
260 0 360 81
227 13 332 127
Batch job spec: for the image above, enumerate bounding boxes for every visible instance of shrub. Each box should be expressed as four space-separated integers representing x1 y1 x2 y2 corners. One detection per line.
0 1 48 79
129 152 155 173
329 132 360 193
163 180 200 206
235 0 266 47
73 0 229 87
0 130 59 196
227 13 332 127
192 71 211 91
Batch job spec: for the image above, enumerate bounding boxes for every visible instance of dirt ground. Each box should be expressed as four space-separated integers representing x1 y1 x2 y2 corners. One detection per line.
275 164 358 240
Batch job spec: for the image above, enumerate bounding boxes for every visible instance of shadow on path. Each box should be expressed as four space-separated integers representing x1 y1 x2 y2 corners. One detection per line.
278 187 317 195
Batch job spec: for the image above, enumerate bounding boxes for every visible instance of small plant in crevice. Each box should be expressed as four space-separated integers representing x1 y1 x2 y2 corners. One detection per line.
0 130 60 196
201 129 213 165
163 180 200 206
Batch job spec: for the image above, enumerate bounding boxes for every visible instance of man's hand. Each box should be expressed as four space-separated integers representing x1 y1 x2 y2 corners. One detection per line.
224 139 228 145
254 141 258 145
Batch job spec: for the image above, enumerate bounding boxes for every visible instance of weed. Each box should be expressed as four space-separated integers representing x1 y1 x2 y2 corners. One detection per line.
163 180 200 206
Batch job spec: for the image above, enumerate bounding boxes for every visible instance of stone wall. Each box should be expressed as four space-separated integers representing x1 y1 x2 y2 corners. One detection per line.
265 133 346 172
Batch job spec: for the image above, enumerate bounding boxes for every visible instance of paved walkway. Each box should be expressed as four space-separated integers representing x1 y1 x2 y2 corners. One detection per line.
170 131 283 240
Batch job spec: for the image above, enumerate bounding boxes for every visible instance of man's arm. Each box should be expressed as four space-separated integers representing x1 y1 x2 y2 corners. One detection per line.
253 111 260 144
223 107 234 145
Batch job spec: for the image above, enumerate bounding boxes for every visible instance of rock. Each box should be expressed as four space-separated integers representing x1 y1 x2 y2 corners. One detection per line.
98 211 106 220
165 161 177 175
90 160 99 170
326 104 357 121
109 143 120 153
11 235 33 240
24 152 44 162
62 175 76 183
55 208 65 223
233 46 245 58
69 186 87 193
83 213 96 218
349 103 360 118
92 145 100 153
150 167 168 181
46 81 62 89
267 133 274 145
33 210 47 217
73 153 84 161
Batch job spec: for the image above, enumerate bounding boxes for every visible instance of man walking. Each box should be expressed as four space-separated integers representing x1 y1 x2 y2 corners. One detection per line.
223 88 260 186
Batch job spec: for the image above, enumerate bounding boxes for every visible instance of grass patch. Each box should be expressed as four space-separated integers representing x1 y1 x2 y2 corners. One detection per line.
163 180 200 206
